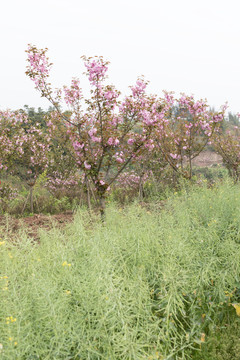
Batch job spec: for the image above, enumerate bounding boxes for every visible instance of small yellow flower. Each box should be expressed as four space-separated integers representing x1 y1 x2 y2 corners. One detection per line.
200 333 205 342
232 303 240 316
8 253 13 259
148 352 163 360
62 261 71 267
65 290 71 295
6 316 16 323
14 342 17 346
9 337 13 342
0 241 5 246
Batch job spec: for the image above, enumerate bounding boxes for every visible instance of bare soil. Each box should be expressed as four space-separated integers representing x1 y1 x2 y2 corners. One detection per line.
192 150 222 167
0 211 74 242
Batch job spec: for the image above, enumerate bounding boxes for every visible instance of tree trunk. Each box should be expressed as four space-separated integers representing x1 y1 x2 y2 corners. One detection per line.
189 154 192 179
30 186 34 213
85 176 91 210
99 195 106 223
139 175 144 201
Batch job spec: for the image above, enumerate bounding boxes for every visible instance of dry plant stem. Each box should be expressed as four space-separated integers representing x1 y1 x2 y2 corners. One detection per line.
99 195 106 223
85 175 91 211
89 179 97 204
21 191 30 215
34 193 40 213
30 186 34 213
139 175 144 201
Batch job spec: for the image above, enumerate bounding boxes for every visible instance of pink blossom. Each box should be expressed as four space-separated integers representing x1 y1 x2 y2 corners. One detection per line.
107 137 114 146
128 138 134 145
88 128 97 137
84 161 91 170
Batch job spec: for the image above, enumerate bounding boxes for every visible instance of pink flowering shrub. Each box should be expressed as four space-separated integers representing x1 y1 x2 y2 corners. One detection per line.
15 124 50 186
0 110 50 183
116 170 149 189
0 110 29 172
0 109 51 213
45 170 83 199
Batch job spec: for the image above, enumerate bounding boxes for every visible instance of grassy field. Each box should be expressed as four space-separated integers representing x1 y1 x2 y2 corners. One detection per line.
1 181 240 359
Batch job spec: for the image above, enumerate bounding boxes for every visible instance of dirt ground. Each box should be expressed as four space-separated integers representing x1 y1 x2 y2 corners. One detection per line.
0 211 74 242
192 150 222 167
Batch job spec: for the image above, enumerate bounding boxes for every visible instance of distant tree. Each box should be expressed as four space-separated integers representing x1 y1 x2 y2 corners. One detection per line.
22 105 46 128
228 112 240 127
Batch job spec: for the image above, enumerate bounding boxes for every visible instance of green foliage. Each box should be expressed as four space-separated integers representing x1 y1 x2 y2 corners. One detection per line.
22 105 53 128
192 165 228 183
34 170 48 189
3 187 76 216
0 182 18 213
193 319 240 360
1 182 240 358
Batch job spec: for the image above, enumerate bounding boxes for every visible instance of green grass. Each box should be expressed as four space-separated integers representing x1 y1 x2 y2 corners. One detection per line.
1 181 240 359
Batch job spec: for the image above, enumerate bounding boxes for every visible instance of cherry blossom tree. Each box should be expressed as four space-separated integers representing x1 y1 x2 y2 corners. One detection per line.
213 118 240 181
26 45 165 219
153 93 227 179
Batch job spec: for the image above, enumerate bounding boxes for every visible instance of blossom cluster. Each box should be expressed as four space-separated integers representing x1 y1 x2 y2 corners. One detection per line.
116 170 150 190
0 182 18 202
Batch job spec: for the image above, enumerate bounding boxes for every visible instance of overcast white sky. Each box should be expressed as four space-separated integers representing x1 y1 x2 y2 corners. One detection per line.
1 0 240 113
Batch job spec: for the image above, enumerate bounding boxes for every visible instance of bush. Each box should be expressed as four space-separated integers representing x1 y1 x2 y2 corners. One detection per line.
192 165 228 183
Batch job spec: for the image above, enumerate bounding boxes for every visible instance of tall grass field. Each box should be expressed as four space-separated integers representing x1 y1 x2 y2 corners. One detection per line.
1 181 240 359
